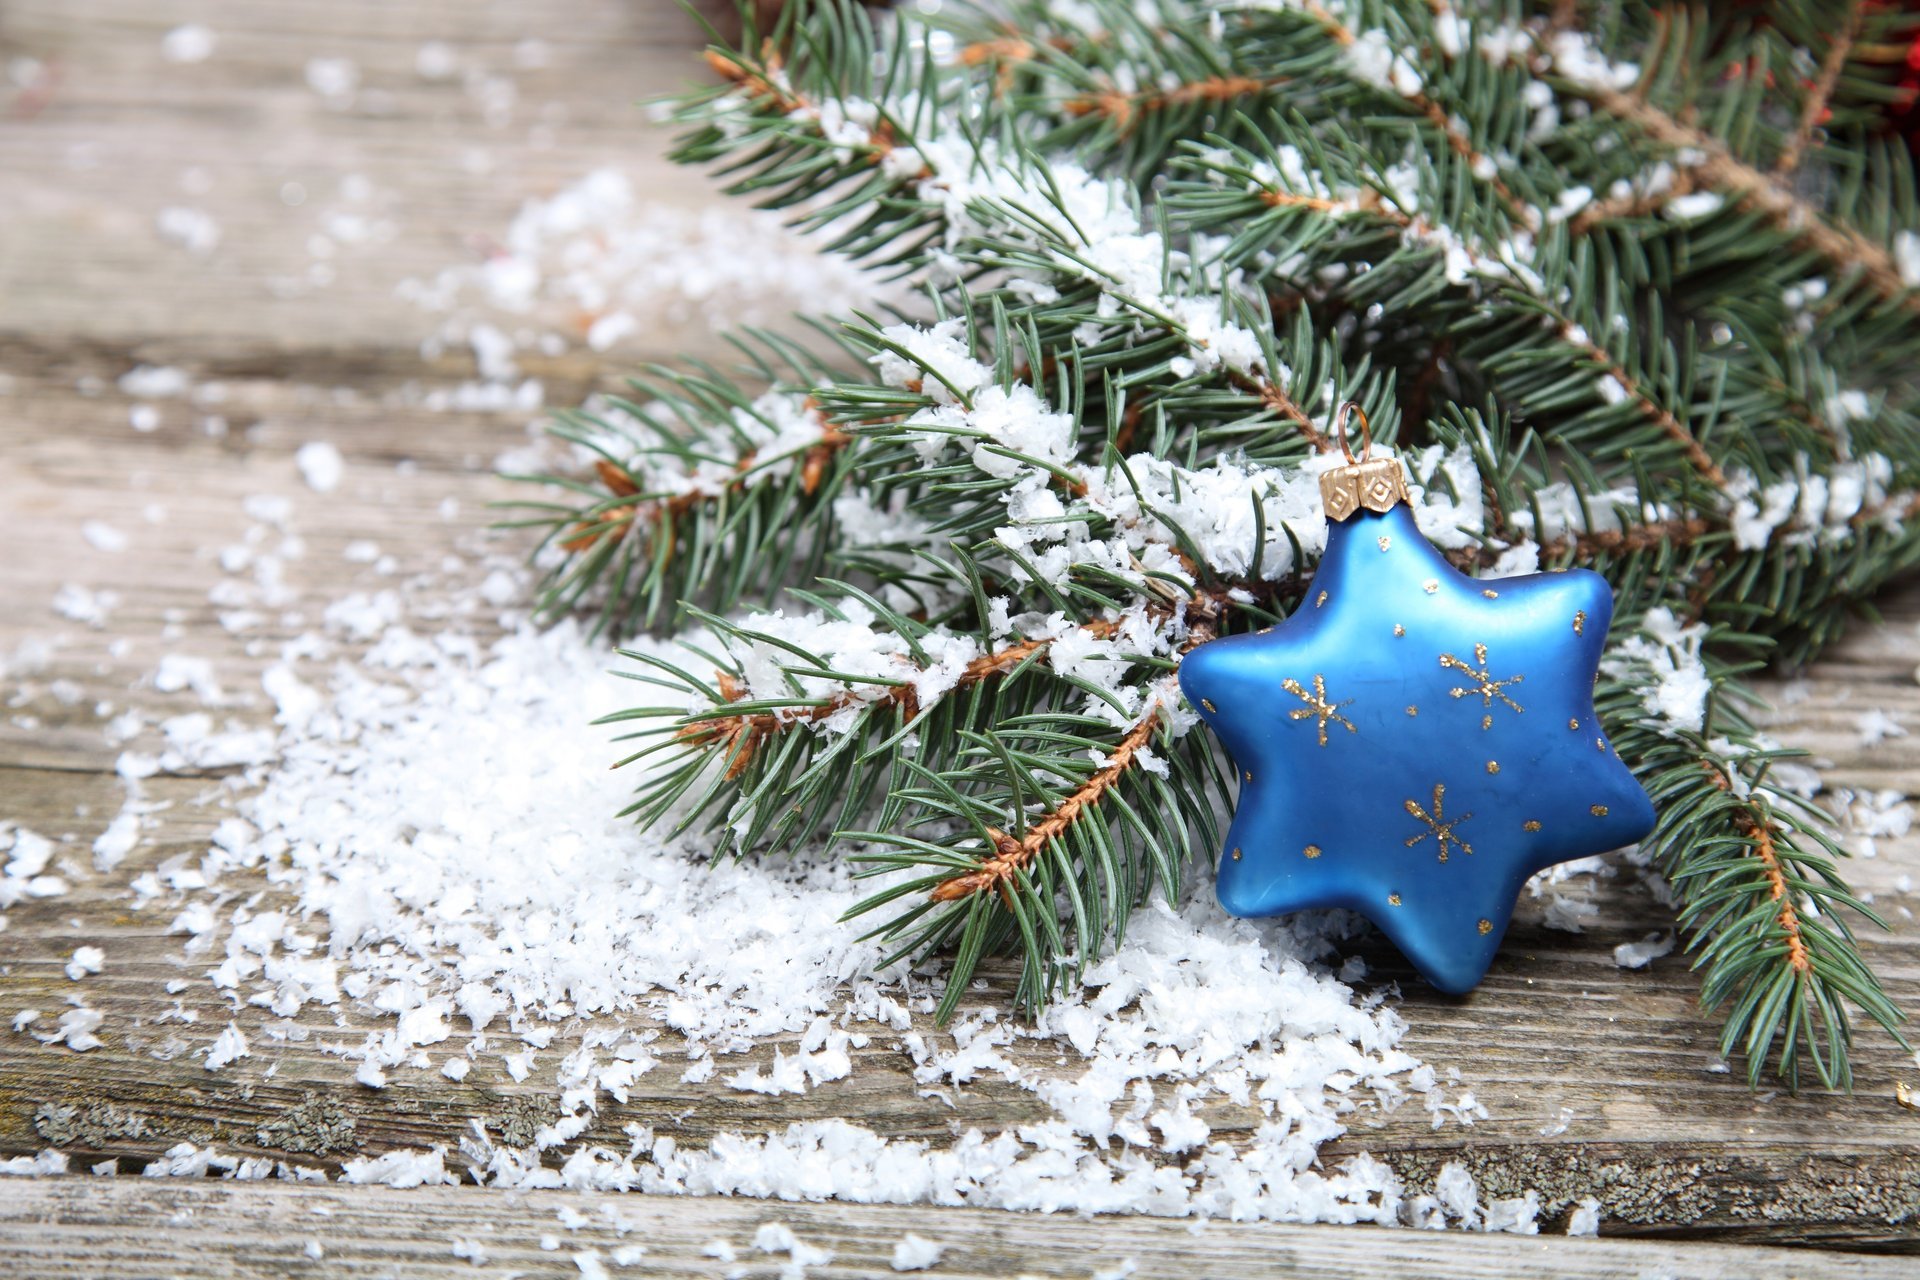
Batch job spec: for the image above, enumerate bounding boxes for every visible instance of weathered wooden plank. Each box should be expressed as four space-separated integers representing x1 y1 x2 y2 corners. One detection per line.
0 1177 1911 1279
2 360 1917 1248
0 0 728 350
2 0 1919 1259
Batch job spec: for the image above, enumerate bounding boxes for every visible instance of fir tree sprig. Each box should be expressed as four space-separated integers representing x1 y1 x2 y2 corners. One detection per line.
515 0 1920 1088
501 331 863 638
1603 612 1908 1091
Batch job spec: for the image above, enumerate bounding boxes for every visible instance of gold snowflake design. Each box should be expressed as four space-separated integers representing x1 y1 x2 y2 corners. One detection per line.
1404 783 1474 863
1439 641 1525 722
1283 673 1357 747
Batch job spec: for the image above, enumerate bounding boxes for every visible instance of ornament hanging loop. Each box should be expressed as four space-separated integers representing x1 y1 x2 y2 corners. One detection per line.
1333 401 1372 466
1318 401 1408 522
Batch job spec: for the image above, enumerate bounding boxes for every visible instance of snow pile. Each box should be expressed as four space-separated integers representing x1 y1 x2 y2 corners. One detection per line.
173 611 890 1054
28 488 1540 1228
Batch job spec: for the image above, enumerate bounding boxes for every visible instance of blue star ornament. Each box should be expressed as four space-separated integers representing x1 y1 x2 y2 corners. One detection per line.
1179 475 1655 994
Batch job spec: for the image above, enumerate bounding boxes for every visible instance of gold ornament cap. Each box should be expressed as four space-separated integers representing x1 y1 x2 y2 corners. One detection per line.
1318 402 1409 522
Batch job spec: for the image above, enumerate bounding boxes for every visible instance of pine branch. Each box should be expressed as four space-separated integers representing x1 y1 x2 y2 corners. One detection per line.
1607 624 1910 1090
1175 139 1739 492
502 337 861 638
519 0 1920 1085
1546 51 1920 313
675 615 1125 780
1774 0 1866 176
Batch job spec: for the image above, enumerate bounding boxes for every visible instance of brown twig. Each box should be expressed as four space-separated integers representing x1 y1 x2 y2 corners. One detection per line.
1532 515 1713 564
1703 763 1812 975
705 45 922 176
705 45 805 115
1566 170 1698 237
800 427 852 496
1854 489 1920 528
1230 371 1329 452
1063 76 1274 136
1574 83 1918 312
1258 189 1362 215
1776 1 1865 176
929 681 1172 902
958 36 1036 67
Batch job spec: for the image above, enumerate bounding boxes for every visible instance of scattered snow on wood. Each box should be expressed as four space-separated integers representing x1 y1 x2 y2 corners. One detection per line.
161 25 217 64
1611 932 1675 970
64 946 104 981
82 521 129 553
888 1233 944 1271
296 441 345 493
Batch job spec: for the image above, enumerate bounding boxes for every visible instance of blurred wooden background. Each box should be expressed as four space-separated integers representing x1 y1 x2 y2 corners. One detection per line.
2 2 1918 1274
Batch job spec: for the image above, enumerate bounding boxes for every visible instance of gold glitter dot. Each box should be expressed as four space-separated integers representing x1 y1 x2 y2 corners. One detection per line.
1393 624 1406 637
1481 714 1493 730
1202 699 1217 713
1378 535 1392 551
1523 820 1542 832
1591 804 1609 817
1231 846 1242 861
1422 579 1439 594
1568 717 1579 730
1316 590 1328 608
1406 705 1418 717
1477 919 1493 935
1573 610 1587 635
1388 893 1402 906
1595 738 1607 751
1482 588 1498 599
1304 844 1321 859
1486 760 1500 774
1245 770 1254 782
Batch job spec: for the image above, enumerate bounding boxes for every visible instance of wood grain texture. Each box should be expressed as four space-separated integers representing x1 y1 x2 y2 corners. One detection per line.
2 0 1919 1264
2 1178 1913 1280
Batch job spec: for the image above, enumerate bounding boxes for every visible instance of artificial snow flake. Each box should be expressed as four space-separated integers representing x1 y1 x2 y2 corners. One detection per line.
296 441 345 493
161 25 217 64
1895 231 1920 289
889 1234 944 1271
64 947 104 981
1611 933 1674 970
205 1023 250 1070
0 1151 69 1177
82 521 129 553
